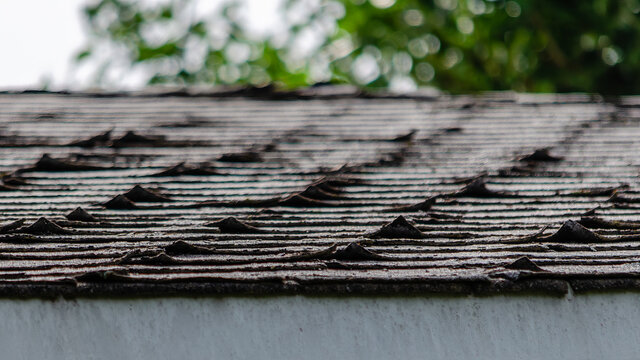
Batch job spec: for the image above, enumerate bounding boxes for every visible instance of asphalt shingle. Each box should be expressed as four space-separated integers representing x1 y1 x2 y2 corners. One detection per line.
0 90 638 297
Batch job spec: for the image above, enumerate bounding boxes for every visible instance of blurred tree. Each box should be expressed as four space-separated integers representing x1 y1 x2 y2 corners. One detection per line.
77 0 640 93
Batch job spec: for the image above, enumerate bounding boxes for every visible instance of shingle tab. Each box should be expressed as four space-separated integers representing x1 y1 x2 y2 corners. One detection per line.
0 90 639 297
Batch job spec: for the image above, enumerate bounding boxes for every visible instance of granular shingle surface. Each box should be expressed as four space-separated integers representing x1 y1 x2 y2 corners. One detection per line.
1 89 640 297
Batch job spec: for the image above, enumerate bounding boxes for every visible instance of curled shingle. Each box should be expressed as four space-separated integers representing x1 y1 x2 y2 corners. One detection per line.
261 142 277 152
0 219 25 233
66 207 98 222
369 216 424 239
315 176 363 189
332 242 386 261
2 174 28 186
446 173 488 185
218 150 263 163
102 195 138 210
208 217 267 234
391 129 417 142
275 244 339 262
291 176 362 202
505 257 545 272
164 240 217 255
20 217 71 235
67 129 112 147
111 131 165 147
385 196 437 212
542 220 603 243
27 154 115 172
124 185 172 202
518 148 563 162
299 185 343 200
497 165 536 177
454 178 517 198
197 175 362 209
228 198 281 208
152 162 217 176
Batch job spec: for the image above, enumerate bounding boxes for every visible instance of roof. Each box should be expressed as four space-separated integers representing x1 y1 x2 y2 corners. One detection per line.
1 88 640 298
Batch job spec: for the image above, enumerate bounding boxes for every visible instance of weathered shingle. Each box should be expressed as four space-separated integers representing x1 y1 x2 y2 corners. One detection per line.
0 90 638 297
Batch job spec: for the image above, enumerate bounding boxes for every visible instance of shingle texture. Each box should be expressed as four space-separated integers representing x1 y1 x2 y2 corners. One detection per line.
0 89 639 297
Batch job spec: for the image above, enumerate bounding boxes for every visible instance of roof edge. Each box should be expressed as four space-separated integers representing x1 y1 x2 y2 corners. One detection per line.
0 85 443 101
0 86 615 105
5 276 640 299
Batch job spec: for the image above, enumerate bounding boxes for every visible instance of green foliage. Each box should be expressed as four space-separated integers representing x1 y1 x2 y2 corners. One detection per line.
77 0 640 93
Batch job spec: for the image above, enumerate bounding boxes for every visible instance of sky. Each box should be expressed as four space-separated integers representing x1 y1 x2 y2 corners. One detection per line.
0 0 87 90
0 0 281 91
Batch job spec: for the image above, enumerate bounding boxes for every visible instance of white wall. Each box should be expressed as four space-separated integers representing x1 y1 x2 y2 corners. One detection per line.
0 293 638 360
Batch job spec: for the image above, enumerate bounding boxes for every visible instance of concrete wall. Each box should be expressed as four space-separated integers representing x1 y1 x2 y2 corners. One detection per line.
1 292 638 360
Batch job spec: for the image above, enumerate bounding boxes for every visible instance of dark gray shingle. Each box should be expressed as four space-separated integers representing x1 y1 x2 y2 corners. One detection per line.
0 90 637 297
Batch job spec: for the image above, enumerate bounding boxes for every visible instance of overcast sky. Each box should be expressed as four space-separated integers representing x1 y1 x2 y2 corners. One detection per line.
0 0 280 91
0 0 86 90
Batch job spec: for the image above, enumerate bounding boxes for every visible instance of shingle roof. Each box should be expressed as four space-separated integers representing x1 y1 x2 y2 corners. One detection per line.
1 89 640 297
